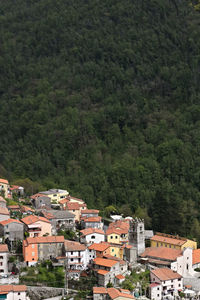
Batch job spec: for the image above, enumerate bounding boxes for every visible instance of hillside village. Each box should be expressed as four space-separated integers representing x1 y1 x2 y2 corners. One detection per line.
0 178 200 299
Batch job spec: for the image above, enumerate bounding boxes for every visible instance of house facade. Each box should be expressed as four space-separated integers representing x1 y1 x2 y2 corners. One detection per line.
80 228 105 245
150 268 183 300
0 179 9 198
81 216 103 229
41 210 75 234
0 196 7 208
0 218 24 242
0 207 10 222
21 215 51 238
150 232 197 250
0 244 9 275
23 236 65 266
0 285 27 300
31 196 51 209
39 189 69 204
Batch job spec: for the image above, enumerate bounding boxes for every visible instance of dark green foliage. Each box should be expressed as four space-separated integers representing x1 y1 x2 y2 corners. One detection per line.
0 0 200 239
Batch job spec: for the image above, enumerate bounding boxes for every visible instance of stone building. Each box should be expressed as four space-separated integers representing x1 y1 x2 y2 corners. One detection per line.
129 218 145 255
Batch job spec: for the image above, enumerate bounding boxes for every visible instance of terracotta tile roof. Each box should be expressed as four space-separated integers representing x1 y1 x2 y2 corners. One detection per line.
80 228 104 236
93 287 107 294
0 207 9 215
151 233 186 246
21 215 50 225
82 216 102 223
10 185 20 190
0 196 6 202
81 209 99 214
140 247 182 261
64 240 86 251
0 244 8 252
88 242 110 252
79 203 87 208
8 205 20 209
110 220 129 228
94 257 117 267
106 228 123 235
97 269 109 275
107 288 134 299
120 289 130 293
0 285 27 293
116 274 125 279
0 218 23 226
66 195 84 203
151 268 182 281
21 205 35 212
41 210 55 220
59 198 69 204
66 202 80 210
30 193 44 200
0 179 8 184
26 236 65 244
193 249 200 265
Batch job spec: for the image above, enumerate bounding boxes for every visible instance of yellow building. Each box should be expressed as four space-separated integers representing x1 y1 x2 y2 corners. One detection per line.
150 232 197 250
109 244 124 259
40 189 69 204
0 178 9 198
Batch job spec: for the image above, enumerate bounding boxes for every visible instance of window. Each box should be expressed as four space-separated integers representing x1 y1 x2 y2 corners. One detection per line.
0 270 3 273
110 236 113 239
179 284 181 287
0 256 3 259
171 280 173 283
71 258 73 261
112 249 114 252
32 258 34 260
157 288 159 290
91 235 95 239
115 236 118 239
157 242 159 247
18 292 20 295
0 263 3 266
5 232 9 235
157 294 159 297
71 251 73 255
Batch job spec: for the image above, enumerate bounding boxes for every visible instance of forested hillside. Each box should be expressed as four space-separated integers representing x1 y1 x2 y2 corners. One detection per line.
0 0 200 238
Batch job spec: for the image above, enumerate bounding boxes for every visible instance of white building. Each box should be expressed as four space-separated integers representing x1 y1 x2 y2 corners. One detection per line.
64 240 87 280
80 228 105 245
0 285 27 300
150 268 183 300
0 244 9 275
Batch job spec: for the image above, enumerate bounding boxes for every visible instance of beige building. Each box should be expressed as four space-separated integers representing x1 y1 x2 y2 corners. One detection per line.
0 179 9 198
21 215 51 237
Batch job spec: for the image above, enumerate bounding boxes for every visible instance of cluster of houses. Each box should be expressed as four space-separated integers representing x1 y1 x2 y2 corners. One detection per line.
0 178 200 299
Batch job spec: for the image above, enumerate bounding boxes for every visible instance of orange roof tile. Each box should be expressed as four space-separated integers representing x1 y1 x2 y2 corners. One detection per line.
0 218 22 226
66 195 84 203
8 205 20 209
141 247 182 261
21 205 35 212
21 215 50 225
94 257 117 267
0 179 8 184
116 274 125 279
66 202 80 210
30 193 44 200
0 207 9 215
26 236 65 245
88 242 110 252
97 269 109 275
93 287 107 294
193 249 200 265
0 244 8 252
0 285 27 293
151 268 182 281
107 288 134 299
59 198 69 204
151 233 186 246
80 228 104 236
82 216 102 222
64 240 86 251
81 209 99 214
79 203 87 208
